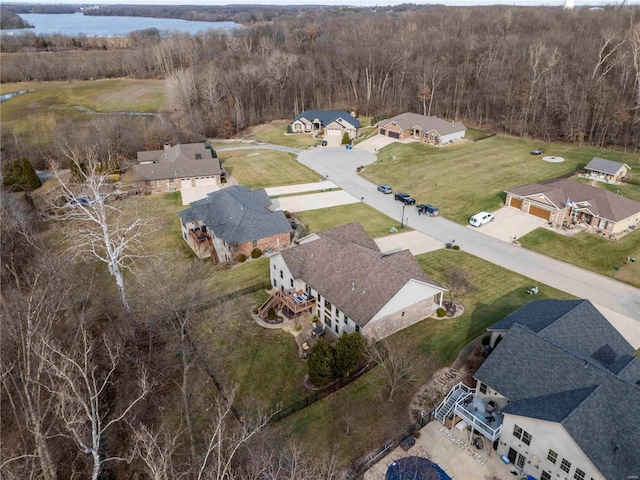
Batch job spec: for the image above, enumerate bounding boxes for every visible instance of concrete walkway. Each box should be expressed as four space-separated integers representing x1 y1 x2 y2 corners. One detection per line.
265 180 337 196
271 190 360 213
297 148 640 347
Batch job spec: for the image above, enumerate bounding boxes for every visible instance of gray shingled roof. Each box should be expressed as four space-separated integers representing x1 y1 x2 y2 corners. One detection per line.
133 143 222 182
292 110 360 129
584 157 630 175
281 222 445 327
177 186 291 245
505 178 640 222
379 112 466 136
476 302 640 480
488 299 584 332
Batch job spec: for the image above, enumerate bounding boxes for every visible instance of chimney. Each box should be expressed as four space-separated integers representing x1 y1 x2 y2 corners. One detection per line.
163 142 171 150
352 281 355 291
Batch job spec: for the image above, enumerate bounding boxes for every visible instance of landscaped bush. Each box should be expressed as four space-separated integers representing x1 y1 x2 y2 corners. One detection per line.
308 338 335 386
283 210 292 219
481 335 491 346
452 245 460 251
267 308 276 321
436 308 446 318
236 253 247 263
333 332 367 378
342 132 351 145
286 124 293 133
251 248 262 258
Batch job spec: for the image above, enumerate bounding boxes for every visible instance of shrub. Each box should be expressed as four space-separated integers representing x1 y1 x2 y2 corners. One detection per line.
481 335 491 347
267 308 276 321
334 332 367 378
341 132 351 145
236 253 247 263
251 248 262 258
452 245 460 251
308 338 335 386
286 124 293 134
283 210 292 219
436 308 446 318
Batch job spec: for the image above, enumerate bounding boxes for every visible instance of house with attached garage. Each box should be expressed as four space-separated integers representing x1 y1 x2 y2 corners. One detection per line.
435 299 640 480
581 157 631 183
290 110 360 140
262 222 446 340
505 178 640 236
177 186 292 264
377 112 466 145
133 142 225 194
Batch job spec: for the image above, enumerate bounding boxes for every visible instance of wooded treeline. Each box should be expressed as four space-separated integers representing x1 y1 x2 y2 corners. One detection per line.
2 5 639 148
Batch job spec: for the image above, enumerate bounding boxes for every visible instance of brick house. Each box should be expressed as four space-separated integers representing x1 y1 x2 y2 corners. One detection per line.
377 112 466 145
265 222 446 340
133 143 224 195
290 110 360 140
436 299 640 480
582 157 631 183
177 186 292 264
505 178 640 236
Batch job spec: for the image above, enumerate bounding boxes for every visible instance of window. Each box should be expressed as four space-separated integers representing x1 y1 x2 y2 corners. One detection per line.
169 178 175 183
145 181 150 187
547 450 557 464
324 299 332 310
273 264 276 269
401 311 405 317
513 425 532 446
252 240 258 248
290 279 294 288
541 472 551 480
280 270 283 279
155 180 161 186
325 316 331 327
355 325 360 333
560 459 571 474
273 280 277 287
574 468 585 480
479 382 487 394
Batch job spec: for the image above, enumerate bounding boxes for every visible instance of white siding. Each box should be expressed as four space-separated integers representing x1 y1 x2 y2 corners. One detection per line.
369 280 441 323
439 130 466 145
269 253 295 291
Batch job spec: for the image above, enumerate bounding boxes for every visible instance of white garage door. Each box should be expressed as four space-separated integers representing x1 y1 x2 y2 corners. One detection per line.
181 179 192 189
195 177 216 187
326 128 342 136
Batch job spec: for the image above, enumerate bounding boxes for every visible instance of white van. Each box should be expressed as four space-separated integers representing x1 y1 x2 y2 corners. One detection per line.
469 211 494 227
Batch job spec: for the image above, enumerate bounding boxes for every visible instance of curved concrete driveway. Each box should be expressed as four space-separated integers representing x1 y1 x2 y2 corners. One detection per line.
216 144 302 155
298 147 640 346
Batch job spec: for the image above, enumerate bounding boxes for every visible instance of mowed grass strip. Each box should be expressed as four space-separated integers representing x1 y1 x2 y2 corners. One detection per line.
294 203 407 238
278 249 574 466
520 229 640 288
194 292 308 414
464 128 493 141
219 149 320 189
360 135 640 224
240 120 321 148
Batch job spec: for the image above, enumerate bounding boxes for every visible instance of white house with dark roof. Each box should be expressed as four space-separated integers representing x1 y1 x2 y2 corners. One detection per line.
582 157 631 183
290 110 360 139
377 112 466 145
435 299 640 480
263 222 446 340
177 186 292 264
133 143 224 196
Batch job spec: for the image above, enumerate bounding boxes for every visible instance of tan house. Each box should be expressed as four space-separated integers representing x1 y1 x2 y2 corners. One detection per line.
133 143 224 194
378 112 466 145
505 178 640 235
264 222 446 341
436 299 640 480
582 157 631 183
178 186 292 264
290 110 359 139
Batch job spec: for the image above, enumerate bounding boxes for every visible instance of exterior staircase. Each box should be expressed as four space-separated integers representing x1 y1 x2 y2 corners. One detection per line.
258 291 283 318
435 382 473 424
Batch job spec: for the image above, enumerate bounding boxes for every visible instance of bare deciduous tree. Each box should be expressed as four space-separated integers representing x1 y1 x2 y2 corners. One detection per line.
446 268 474 306
370 341 422 403
130 420 184 480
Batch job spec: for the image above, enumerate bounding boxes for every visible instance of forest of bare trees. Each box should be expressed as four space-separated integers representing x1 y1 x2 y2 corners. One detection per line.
2 5 639 151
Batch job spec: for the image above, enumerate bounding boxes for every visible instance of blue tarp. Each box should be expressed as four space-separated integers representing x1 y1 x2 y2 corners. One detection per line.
386 456 452 480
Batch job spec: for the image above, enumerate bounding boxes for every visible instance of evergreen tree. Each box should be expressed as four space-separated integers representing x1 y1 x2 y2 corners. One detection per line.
341 132 350 145
334 332 367 378
307 338 335 386
2 160 22 189
21 158 42 191
1 158 41 191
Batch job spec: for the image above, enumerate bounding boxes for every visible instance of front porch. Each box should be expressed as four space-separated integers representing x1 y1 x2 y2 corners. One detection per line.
434 382 503 443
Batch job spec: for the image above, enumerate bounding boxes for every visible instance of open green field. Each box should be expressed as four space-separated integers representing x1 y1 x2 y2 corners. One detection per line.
278 248 575 467
360 135 640 225
240 120 321 148
294 203 408 239
1 78 167 135
464 129 494 141
218 149 320 189
520 229 640 288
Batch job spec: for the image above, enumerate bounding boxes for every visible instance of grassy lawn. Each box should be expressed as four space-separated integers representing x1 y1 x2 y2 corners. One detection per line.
294 203 408 238
205 257 271 299
193 292 308 414
218 149 320 189
239 120 321 148
1 78 167 135
520 229 640 288
464 128 493 141
360 135 640 225
278 249 574 467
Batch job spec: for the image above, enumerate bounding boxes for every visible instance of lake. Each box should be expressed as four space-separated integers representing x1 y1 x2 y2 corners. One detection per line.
2 13 238 37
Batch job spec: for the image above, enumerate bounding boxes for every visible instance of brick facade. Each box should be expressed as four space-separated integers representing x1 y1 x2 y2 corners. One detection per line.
231 232 291 259
379 123 439 145
138 175 220 194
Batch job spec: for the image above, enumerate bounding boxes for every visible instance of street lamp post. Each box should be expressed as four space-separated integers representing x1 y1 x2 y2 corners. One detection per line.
400 204 406 229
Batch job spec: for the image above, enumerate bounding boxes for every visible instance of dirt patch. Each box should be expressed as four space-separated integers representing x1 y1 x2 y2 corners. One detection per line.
409 368 462 422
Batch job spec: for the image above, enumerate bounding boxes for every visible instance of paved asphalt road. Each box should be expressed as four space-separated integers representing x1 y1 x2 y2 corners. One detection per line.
296 147 640 331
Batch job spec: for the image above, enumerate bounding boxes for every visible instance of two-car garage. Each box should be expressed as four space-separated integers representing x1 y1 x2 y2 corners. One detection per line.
508 195 551 220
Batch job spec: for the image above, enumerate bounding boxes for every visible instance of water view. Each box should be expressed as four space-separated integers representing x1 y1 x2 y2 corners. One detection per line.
2 13 238 37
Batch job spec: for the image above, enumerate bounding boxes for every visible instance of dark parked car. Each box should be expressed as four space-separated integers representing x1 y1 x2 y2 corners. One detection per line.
394 192 410 201
416 204 439 216
400 196 416 205
377 184 393 194
530 148 544 155
321 140 328 146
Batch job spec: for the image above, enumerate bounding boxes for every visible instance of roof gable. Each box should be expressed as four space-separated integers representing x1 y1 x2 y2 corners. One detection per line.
379 112 466 136
134 143 222 182
584 157 629 175
292 110 360 129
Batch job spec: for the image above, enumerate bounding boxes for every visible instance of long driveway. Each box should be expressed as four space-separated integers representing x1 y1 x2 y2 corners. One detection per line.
297 148 640 344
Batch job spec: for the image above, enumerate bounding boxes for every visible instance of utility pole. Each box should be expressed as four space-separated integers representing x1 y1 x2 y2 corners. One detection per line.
400 204 406 228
